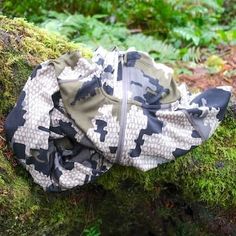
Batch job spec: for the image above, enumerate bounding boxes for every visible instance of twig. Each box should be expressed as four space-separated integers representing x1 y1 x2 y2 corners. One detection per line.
0 134 6 142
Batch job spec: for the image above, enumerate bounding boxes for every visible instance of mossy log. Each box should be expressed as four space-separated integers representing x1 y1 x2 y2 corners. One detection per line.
0 16 236 235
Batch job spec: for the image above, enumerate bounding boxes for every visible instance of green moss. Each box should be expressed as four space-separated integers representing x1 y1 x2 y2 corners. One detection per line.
0 15 92 116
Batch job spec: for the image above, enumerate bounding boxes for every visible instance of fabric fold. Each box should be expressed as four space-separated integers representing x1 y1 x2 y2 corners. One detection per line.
5 47 232 191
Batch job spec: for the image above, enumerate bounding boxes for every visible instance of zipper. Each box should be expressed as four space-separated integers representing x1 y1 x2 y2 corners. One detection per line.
115 53 130 163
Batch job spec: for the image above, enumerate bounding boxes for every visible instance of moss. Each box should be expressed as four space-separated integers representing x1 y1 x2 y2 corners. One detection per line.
1 16 236 235
0 15 92 116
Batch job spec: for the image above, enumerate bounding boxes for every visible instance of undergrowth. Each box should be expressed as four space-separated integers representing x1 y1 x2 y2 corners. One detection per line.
39 11 206 63
2 0 236 48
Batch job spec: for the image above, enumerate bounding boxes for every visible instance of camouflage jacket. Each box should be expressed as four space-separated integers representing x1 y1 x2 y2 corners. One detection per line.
5 47 231 192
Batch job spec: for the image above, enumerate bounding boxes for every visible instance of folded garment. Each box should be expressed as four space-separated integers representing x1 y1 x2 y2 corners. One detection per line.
5 47 232 192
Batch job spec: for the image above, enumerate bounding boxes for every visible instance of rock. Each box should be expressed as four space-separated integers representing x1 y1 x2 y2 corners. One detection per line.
1 16 236 235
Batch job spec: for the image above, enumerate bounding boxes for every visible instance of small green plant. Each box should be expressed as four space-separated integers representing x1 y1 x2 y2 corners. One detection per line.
82 220 102 236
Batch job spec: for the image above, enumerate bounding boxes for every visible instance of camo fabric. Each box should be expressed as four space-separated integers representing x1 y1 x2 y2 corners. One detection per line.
5 47 232 192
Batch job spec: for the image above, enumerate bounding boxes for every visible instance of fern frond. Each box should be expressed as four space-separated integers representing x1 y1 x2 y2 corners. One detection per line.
125 34 179 62
173 27 200 46
181 47 201 62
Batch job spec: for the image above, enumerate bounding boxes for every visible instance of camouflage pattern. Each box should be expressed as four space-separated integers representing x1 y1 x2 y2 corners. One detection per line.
5 47 232 192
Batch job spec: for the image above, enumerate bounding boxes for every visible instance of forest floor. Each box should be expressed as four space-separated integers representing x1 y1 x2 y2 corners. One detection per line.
178 45 236 96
